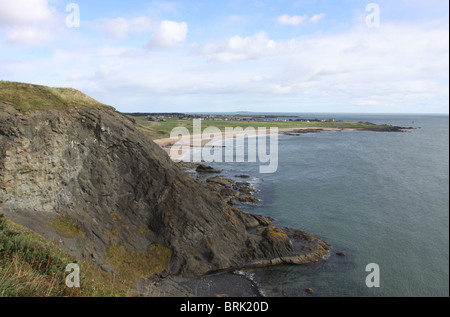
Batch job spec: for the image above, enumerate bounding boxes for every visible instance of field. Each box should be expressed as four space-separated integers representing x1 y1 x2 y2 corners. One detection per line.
130 115 383 140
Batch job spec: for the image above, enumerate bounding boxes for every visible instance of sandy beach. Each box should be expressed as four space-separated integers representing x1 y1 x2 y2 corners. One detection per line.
153 127 350 160
153 127 347 148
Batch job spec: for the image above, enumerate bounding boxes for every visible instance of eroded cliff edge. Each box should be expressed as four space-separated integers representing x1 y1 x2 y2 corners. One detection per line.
0 95 329 285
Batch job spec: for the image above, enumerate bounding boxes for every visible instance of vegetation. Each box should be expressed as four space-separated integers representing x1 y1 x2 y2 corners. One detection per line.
0 81 385 139
49 215 85 239
0 81 110 112
265 226 288 240
0 214 129 297
105 242 172 286
131 116 386 140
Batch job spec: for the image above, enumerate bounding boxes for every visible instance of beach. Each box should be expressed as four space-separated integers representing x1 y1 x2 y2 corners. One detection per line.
153 127 353 160
153 127 350 147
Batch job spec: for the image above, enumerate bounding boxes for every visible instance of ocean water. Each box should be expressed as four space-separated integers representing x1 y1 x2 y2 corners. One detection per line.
203 113 449 297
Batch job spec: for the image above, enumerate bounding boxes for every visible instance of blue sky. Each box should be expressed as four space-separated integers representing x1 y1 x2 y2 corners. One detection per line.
0 0 448 113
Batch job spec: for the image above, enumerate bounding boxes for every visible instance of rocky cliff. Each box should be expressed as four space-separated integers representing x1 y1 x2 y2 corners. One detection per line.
0 82 329 284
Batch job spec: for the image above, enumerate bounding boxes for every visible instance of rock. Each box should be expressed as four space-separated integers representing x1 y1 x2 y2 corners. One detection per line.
196 164 222 173
0 83 330 284
176 161 198 169
247 213 274 227
206 177 235 188
1 104 259 278
239 194 259 203
236 186 255 194
248 227 330 267
235 182 250 187
231 210 274 229
235 174 250 178
0 102 18 121
361 125 414 132
232 182 257 195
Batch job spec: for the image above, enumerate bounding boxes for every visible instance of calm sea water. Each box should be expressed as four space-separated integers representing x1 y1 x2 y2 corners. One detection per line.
207 113 449 297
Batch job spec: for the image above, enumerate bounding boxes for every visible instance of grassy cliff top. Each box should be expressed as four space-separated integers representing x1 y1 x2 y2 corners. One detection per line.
0 81 110 112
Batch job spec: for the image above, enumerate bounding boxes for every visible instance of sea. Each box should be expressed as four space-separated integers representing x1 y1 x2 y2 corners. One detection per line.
190 113 449 297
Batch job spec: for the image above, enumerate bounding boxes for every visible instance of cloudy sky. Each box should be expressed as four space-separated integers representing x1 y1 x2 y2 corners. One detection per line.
0 0 448 113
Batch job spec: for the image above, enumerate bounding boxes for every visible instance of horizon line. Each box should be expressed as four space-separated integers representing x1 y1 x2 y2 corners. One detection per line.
121 111 449 115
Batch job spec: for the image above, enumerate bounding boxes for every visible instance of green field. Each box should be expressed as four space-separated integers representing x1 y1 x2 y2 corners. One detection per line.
131 116 383 140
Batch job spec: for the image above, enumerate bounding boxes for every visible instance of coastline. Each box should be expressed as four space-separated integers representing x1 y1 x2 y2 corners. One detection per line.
148 127 333 297
153 124 409 148
153 125 409 160
145 121 413 297
153 127 343 148
133 270 265 297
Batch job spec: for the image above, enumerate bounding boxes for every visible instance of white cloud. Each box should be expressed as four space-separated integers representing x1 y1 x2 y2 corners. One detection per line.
0 0 60 45
92 16 154 40
277 13 326 26
0 0 53 26
181 22 448 111
100 18 129 40
152 1 180 15
1 16 447 113
149 20 188 48
128 16 154 33
277 14 308 26
309 13 325 24
199 31 276 62
6 26 53 45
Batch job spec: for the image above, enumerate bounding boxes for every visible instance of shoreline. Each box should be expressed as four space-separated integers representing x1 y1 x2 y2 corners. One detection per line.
153 125 409 148
146 123 411 297
153 127 346 148
153 125 409 160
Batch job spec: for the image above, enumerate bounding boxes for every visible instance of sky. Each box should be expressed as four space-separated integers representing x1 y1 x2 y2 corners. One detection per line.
0 0 448 113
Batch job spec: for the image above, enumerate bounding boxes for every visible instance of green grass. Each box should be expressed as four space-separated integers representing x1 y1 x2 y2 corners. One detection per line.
105 242 172 286
0 81 110 112
0 214 129 297
49 215 85 239
132 116 385 140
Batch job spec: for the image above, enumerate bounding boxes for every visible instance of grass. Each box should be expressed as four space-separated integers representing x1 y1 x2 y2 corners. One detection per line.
105 242 172 286
1 81 385 139
0 214 130 297
0 81 110 112
49 215 85 239
131 116 385 140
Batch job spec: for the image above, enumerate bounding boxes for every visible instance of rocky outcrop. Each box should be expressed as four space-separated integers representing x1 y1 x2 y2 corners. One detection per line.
196 164 222 174
238 194 259 203
281 125 414 136
206 176 235 188
0 96 329 283
249 227 330 267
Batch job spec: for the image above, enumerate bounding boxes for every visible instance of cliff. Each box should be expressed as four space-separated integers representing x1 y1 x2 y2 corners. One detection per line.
0 82 329 287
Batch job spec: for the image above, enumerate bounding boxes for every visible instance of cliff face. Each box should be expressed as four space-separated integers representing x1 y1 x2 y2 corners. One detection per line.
0 86 329 281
